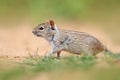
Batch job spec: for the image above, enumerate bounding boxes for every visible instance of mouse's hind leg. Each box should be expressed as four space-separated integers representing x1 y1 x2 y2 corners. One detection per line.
57 51 61 59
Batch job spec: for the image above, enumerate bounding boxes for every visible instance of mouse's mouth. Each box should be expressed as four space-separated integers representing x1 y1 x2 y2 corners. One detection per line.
34 33 41 37
36 34 41 37
32 31 41 37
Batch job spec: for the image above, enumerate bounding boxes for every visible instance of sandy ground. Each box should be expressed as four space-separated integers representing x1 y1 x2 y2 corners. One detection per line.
0 22 120 60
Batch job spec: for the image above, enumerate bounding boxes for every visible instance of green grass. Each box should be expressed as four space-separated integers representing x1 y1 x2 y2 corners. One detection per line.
0 51 120 80
23 55 97 71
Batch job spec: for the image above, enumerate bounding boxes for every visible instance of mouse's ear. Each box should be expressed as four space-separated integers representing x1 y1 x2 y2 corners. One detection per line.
49 20 55 30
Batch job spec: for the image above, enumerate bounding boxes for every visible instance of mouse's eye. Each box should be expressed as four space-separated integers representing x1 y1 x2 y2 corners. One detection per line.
39 27 44 30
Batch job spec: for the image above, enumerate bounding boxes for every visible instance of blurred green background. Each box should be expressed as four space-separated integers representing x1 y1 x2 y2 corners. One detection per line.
0 0 120 24
0 0 120 43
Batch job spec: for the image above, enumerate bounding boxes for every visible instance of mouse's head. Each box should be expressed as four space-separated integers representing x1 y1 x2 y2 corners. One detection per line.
32 20 58 40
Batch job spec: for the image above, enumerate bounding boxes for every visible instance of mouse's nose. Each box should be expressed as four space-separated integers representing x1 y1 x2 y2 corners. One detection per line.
32 31 34 33
32 30 36 34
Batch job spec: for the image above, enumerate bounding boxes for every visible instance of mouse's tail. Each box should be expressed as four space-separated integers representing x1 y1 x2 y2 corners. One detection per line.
103 45 113 54
103 46 120 59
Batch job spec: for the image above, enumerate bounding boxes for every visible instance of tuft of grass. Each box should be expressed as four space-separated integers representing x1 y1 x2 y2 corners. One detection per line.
23 55 97 72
